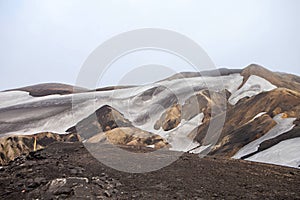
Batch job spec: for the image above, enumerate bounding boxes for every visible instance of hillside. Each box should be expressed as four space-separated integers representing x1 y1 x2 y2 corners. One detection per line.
1 64 300 198
0 142 299 199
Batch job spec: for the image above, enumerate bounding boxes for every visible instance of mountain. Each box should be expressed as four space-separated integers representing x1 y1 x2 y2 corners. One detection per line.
240 64 300 92
65 105 134 139
0 64 299 169
158 68 242 81
66 105 168 149
195 88 300 154
5 83 88 97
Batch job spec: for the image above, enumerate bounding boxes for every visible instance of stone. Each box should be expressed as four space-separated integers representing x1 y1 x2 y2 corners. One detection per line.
53 187 73 195
103 190 111 197
34 177 47 185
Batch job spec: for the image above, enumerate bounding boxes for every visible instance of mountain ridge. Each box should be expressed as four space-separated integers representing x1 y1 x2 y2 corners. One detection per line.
0 64 299 169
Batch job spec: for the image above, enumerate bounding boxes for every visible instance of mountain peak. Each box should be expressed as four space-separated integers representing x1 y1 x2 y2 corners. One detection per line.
238 64 300 93
242 64 271 75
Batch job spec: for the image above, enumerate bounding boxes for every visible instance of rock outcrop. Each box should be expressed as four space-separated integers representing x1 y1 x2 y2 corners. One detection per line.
87 127 168 149
66 105 133 139
67 105 168 149
194 88 300 157
0 132 78 165
155 90 229 131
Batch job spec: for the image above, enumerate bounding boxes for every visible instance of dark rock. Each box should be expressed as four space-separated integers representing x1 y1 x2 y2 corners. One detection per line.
16 181 24 187
0 142 299 199
28 182 39 189
104 190 111 197
212 193 218 197
112 189 118 194
15 173 22 178
34 177 47 185
27 151 47 160
53 187 73 195
0 167 5 172
70 169 78 175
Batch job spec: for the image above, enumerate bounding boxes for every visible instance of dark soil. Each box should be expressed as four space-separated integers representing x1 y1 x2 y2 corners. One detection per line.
0 142 299 199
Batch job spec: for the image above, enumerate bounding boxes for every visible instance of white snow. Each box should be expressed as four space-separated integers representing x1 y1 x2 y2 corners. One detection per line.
250 112 267 121
233 113 296 159
246 137 300 168
0 73 299 168
0 91 34 109
229 75 277 105
0 74 243 137
0 74 245 155
166 113 204 152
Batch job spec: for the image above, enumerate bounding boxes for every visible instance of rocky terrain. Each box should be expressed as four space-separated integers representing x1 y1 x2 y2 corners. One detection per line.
0 132 79 165
195 88 300 157
1 64 300 198
0 142 299 199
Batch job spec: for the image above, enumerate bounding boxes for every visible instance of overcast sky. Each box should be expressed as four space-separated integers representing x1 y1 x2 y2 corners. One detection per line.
0 0 299 90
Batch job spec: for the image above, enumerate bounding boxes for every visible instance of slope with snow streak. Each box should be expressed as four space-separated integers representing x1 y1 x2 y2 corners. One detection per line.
0 74 243 137
246 137 300 168
229 75 277 105
233 114 296 159
1 68 300 169
0 91 34 109
166 113 204 152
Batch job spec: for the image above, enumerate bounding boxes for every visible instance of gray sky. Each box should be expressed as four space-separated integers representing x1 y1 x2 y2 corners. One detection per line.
0 0 300 90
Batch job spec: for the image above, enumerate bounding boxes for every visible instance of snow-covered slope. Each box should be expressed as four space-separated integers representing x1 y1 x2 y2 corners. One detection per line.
0 74 242 134
1 66 300 169
0 74 242 153
246 137 300 168
229 75 277 105
167 113 204 152
0 91 34 109
233 114 296 159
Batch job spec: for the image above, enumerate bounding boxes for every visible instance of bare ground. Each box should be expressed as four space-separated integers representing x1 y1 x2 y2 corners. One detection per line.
0 142 299 199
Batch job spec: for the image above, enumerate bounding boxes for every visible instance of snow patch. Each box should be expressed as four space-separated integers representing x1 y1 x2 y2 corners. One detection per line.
246 137 300 168
0 91 33 109
233 113 296 159
0 74 243 136
167 113 204 152
229 75 277 105
249 112 267 122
